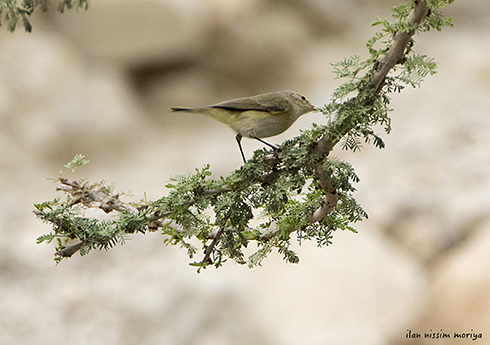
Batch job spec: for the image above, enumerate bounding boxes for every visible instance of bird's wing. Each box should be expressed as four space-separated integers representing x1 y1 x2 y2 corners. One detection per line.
210 92 290 113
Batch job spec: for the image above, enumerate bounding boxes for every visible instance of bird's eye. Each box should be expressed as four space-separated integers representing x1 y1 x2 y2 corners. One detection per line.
301 95 306 101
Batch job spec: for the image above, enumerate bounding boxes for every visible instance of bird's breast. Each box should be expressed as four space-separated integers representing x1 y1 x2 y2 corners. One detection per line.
230 110 294 139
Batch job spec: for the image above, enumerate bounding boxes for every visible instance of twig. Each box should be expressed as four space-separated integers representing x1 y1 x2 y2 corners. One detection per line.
55 241 84 257
201 229 222 265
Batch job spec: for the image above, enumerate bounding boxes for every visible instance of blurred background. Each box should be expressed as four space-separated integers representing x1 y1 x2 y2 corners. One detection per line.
1 0 490 344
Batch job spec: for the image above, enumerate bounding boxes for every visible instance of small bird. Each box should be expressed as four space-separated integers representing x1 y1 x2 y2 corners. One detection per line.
170 90 315 163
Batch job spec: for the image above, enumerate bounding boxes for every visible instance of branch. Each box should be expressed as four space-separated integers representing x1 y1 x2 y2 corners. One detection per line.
308 1 431 227
34 0 453 268
319 1 431 153
370 1 430 92
56 178 138 213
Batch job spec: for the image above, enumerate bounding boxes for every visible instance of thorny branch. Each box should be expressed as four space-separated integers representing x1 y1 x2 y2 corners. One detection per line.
306 1 431 227
37 1 436 264
370 1 430 92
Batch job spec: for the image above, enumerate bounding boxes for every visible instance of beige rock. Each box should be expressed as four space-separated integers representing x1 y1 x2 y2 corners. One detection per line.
49 0 210 66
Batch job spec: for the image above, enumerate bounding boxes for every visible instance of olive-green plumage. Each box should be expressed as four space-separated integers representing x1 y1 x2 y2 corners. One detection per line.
170 90 315 162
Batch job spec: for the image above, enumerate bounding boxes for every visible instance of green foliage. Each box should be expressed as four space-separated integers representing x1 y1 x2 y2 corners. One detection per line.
36 140 365 269
0 0 89 32
64 153 89 172
57 0 89 13
397 54 437 87
320 0 452 153
34 0 453 270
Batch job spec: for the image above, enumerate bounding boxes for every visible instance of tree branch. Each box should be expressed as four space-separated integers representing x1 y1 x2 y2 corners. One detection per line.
370 1 430 92
308 1 431 226
34 0 452 268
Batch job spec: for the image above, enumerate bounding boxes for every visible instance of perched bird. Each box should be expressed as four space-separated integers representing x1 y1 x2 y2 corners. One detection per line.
170 90 315 163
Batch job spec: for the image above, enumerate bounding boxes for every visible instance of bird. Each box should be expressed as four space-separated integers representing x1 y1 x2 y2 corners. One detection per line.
170 90 315 163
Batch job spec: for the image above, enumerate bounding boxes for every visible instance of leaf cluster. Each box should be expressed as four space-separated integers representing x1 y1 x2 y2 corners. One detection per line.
0 0 89 32
36 135 364 269
318 0 452 153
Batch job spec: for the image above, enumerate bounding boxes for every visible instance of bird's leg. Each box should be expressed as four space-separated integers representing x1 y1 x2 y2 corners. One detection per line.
236 134 247 164
251 136 278 150
250 135 280 159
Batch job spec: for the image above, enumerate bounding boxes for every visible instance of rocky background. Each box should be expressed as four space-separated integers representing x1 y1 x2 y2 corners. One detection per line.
1 0 489 344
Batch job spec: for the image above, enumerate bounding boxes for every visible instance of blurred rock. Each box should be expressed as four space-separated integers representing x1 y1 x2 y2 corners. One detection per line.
428 219 490 333
48 0 210 67
0 29 141 169
392 219 490 344
130 0 321 107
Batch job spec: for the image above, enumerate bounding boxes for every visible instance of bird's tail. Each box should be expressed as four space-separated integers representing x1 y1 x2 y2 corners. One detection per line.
169 107 193 112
